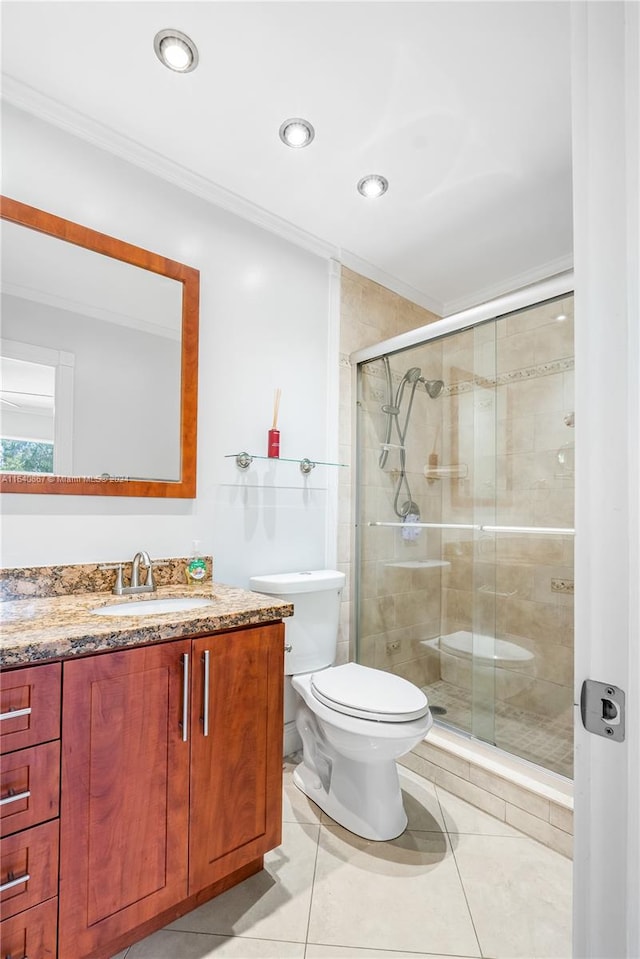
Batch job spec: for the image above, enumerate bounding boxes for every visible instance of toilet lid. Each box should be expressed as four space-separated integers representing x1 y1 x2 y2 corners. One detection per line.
310 663 430 722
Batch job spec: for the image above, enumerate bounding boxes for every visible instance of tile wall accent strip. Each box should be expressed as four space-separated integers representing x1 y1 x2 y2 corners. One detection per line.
360 355 575 395
551 578 575 594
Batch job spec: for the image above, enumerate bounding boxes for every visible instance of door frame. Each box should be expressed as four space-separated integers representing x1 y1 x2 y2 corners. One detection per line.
571 3 639 956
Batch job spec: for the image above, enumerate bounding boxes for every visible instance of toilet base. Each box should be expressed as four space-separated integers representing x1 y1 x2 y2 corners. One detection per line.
292 754 408 842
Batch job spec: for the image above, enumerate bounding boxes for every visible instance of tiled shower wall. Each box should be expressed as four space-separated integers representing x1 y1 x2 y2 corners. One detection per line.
337 267 440 665
356 341 447 688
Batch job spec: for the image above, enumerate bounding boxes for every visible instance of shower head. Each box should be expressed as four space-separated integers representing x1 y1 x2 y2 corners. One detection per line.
394 366 422 408
423 379 445 399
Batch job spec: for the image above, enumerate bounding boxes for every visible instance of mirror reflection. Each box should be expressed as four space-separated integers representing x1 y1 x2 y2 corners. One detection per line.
0 196 199 498
1 219 183 481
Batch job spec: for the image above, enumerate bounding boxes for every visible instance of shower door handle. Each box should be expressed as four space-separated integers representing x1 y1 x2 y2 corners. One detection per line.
580 680 625 742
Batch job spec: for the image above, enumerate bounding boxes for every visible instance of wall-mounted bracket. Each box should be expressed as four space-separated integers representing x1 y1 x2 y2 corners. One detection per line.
235 452 253 470
580 680 625 742
227 452 344 473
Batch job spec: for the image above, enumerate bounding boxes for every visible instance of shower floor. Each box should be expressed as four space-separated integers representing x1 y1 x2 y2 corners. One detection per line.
424 680 574 779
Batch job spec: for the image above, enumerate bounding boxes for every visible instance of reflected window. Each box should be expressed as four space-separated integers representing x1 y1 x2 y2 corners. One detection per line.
0 341 74 475
0 356 55 473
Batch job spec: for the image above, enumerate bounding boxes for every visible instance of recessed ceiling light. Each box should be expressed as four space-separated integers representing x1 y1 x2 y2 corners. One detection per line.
279 118 315 149
154 29 199 73
555 312 568 321
357 175 389 198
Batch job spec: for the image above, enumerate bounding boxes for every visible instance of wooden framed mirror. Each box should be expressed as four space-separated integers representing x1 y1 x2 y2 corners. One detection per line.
0 196 199 497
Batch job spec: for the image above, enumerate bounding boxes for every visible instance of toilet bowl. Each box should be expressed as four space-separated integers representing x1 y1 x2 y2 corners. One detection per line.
293 664 432 840
249 571 433 841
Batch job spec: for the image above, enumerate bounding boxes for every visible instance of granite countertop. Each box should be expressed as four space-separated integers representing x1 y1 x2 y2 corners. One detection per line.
0 582 293 668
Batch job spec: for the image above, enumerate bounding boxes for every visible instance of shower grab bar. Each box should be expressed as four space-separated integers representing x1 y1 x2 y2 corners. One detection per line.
367 521 575 535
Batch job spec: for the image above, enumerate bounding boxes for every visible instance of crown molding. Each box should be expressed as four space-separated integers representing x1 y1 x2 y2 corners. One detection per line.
339 250 444 316
2 76 573 321
441 253 574 316
1 74 339 263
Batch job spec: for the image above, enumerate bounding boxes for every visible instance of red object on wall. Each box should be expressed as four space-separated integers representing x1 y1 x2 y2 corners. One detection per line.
267 429 280 458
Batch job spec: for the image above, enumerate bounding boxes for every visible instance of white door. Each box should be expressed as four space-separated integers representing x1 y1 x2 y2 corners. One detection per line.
571 3 640 956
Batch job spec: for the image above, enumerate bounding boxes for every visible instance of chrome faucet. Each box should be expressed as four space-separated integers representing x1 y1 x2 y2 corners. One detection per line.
100 551 157 596
128 550 156 594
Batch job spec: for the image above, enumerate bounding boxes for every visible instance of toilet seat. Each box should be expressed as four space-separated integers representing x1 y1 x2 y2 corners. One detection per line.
310 663 430 722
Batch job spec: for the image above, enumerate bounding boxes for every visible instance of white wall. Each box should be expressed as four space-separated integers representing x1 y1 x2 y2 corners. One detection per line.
2 294 182 480
0 105 335 586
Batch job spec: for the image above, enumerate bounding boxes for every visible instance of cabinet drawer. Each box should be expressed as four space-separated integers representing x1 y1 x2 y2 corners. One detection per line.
1 819 59 920
0 895 57 959
0 663 61 754
1 740 60 837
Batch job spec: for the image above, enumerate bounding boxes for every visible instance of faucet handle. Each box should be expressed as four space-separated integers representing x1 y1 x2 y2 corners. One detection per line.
99 563 125 595
144 562 156 591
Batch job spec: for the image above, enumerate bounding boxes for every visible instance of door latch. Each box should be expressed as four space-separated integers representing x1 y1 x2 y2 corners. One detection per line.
580 680 625 742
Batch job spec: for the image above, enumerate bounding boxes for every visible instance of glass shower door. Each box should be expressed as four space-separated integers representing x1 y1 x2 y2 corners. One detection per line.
354 292 574 778
437 320 498 744
355 320 499 745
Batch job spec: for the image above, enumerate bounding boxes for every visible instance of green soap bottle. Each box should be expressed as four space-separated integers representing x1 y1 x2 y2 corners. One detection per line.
186 540 207 585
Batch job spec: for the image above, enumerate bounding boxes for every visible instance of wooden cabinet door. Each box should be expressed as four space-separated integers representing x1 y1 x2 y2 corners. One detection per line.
189 624 284 892
58 641 191 959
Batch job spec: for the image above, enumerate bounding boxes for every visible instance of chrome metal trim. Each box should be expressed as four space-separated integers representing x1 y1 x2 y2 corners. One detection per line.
0 872 30 893
202 650 210 737
350 272 574 366
181 653 189 743
368 521 575 535
0 789 31 806
0 707 31 721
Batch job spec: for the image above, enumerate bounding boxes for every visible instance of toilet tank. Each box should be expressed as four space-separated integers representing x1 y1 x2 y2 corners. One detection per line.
249 570 345 676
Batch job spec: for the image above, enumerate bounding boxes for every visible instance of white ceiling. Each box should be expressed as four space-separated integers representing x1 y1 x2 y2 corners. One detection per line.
0 1 573 315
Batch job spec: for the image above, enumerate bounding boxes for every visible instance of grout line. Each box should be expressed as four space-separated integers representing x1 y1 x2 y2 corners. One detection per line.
418 761 494 955
301 813 323 958
145 928 308 944
305 940 486 958
446 832 486 959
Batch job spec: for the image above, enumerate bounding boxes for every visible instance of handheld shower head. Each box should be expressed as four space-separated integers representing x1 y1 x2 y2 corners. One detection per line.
404 367 422 383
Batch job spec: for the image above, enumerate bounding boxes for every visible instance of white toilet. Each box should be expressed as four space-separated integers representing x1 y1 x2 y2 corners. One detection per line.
249 570 433 841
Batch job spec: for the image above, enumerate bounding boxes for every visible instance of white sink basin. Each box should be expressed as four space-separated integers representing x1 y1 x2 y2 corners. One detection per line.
91 597 216 617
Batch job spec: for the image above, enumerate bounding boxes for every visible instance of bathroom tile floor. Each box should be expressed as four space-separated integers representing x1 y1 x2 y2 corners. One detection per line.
114 761 572 959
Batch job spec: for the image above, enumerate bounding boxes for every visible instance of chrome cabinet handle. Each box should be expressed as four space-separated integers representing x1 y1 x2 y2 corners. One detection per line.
0 707 31 721
202 650 210 737
0 871 30 893
0 789 31 806
181 653 189 742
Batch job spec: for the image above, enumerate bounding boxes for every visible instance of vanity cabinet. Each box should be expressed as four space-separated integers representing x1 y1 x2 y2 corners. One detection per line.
0 662 61 959
58 622 284 959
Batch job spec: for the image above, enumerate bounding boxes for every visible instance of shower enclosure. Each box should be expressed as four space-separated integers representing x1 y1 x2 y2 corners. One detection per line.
354 287 575 778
